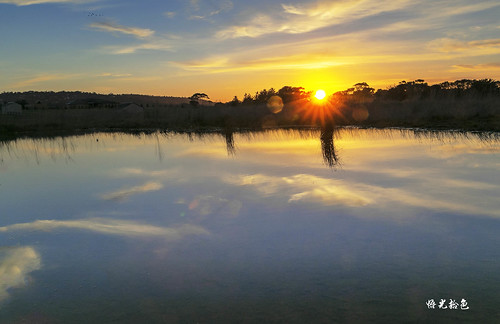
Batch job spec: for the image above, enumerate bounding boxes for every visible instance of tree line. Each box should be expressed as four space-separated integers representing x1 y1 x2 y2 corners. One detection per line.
227 79 500 105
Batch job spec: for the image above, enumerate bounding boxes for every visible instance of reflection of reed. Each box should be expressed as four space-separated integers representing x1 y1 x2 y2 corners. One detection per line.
320 126 339 168
1 128 498 166
0 136 76 165
155 134 163 162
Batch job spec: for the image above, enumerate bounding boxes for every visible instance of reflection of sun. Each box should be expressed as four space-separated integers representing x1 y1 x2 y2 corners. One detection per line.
314 89 326 100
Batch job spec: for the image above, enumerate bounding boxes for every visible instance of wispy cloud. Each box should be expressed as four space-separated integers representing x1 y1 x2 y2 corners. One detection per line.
89 21 154 38
0 0 95 5
102 39 173 54
451 63 500 71
172 52 346 73
216 0 412 38
164 11 176 18
189 0 233 20
0 219 209 239
0 247 41 304
100 181 163 201
9 73 79 88
98 72 133 77
429 38 500 53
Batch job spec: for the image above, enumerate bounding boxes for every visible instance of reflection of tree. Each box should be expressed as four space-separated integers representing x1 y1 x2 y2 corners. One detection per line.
320 126 339 168
224 129 236 156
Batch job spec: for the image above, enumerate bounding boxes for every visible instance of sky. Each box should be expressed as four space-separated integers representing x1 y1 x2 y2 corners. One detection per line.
0 0 499 102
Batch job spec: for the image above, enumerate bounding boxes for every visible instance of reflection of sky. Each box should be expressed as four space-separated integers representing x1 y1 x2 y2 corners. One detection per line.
1 129 498 227
0 129 499 321
0 129 498 228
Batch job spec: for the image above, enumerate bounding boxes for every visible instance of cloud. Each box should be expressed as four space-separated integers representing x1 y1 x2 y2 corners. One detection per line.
98 72 133 77
435 1 500 17
0 0 94 5
164 11 176 18
451 63 500 71
172 52 346 73
103 39 172 54
0 219 209 239
9 73 79 88
0 247 41 304
429 38 500 53
189 0 233 20
189 0 199 11
100 181 163 201
89 21 154 38
216 0 412 39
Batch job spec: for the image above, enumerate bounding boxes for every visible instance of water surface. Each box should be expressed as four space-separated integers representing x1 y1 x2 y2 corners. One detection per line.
0 128 499 323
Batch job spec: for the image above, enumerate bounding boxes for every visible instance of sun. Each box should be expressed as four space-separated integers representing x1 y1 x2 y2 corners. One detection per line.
314 89 326 100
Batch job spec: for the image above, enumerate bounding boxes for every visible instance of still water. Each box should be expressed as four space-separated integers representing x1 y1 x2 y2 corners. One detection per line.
0 128 499 323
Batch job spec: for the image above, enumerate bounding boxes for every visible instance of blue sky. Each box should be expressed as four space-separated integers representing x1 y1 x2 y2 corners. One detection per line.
1 0 499 101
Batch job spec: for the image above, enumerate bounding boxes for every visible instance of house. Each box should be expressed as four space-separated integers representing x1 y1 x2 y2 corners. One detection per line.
1 102 22 115
67 98 118 109
118 103 144 113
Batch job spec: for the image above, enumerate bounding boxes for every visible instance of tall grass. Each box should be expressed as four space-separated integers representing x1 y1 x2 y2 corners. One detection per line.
1 96 498 134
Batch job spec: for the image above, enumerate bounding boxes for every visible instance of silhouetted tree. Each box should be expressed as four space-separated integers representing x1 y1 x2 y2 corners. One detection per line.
277 86 311 103
190 92 209 106
229 95 240 106
242 93 253 104
352 82 374 99
469 79 500 97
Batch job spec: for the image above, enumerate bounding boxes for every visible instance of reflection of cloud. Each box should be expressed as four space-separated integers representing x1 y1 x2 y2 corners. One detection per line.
100 181 163 201
89 21 154 38
226 173 500 217
185 195 242 217
228 173 373 207
0 247 41 304
0 219 209 239
115 168 174 178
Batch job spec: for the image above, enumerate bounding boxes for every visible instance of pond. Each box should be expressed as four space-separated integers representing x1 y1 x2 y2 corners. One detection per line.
0 128 499 323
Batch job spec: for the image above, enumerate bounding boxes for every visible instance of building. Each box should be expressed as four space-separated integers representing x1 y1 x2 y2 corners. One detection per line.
66 98 118 109
1 102 22 115
118 103 144 113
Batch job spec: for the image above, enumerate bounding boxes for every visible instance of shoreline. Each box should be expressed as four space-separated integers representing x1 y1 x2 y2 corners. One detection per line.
1 100 499 139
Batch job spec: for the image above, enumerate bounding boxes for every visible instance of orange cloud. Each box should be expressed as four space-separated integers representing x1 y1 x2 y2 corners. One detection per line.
90 21 154 38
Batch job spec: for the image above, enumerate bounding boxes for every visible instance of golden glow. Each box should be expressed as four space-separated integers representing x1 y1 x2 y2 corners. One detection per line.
314 89 326 100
